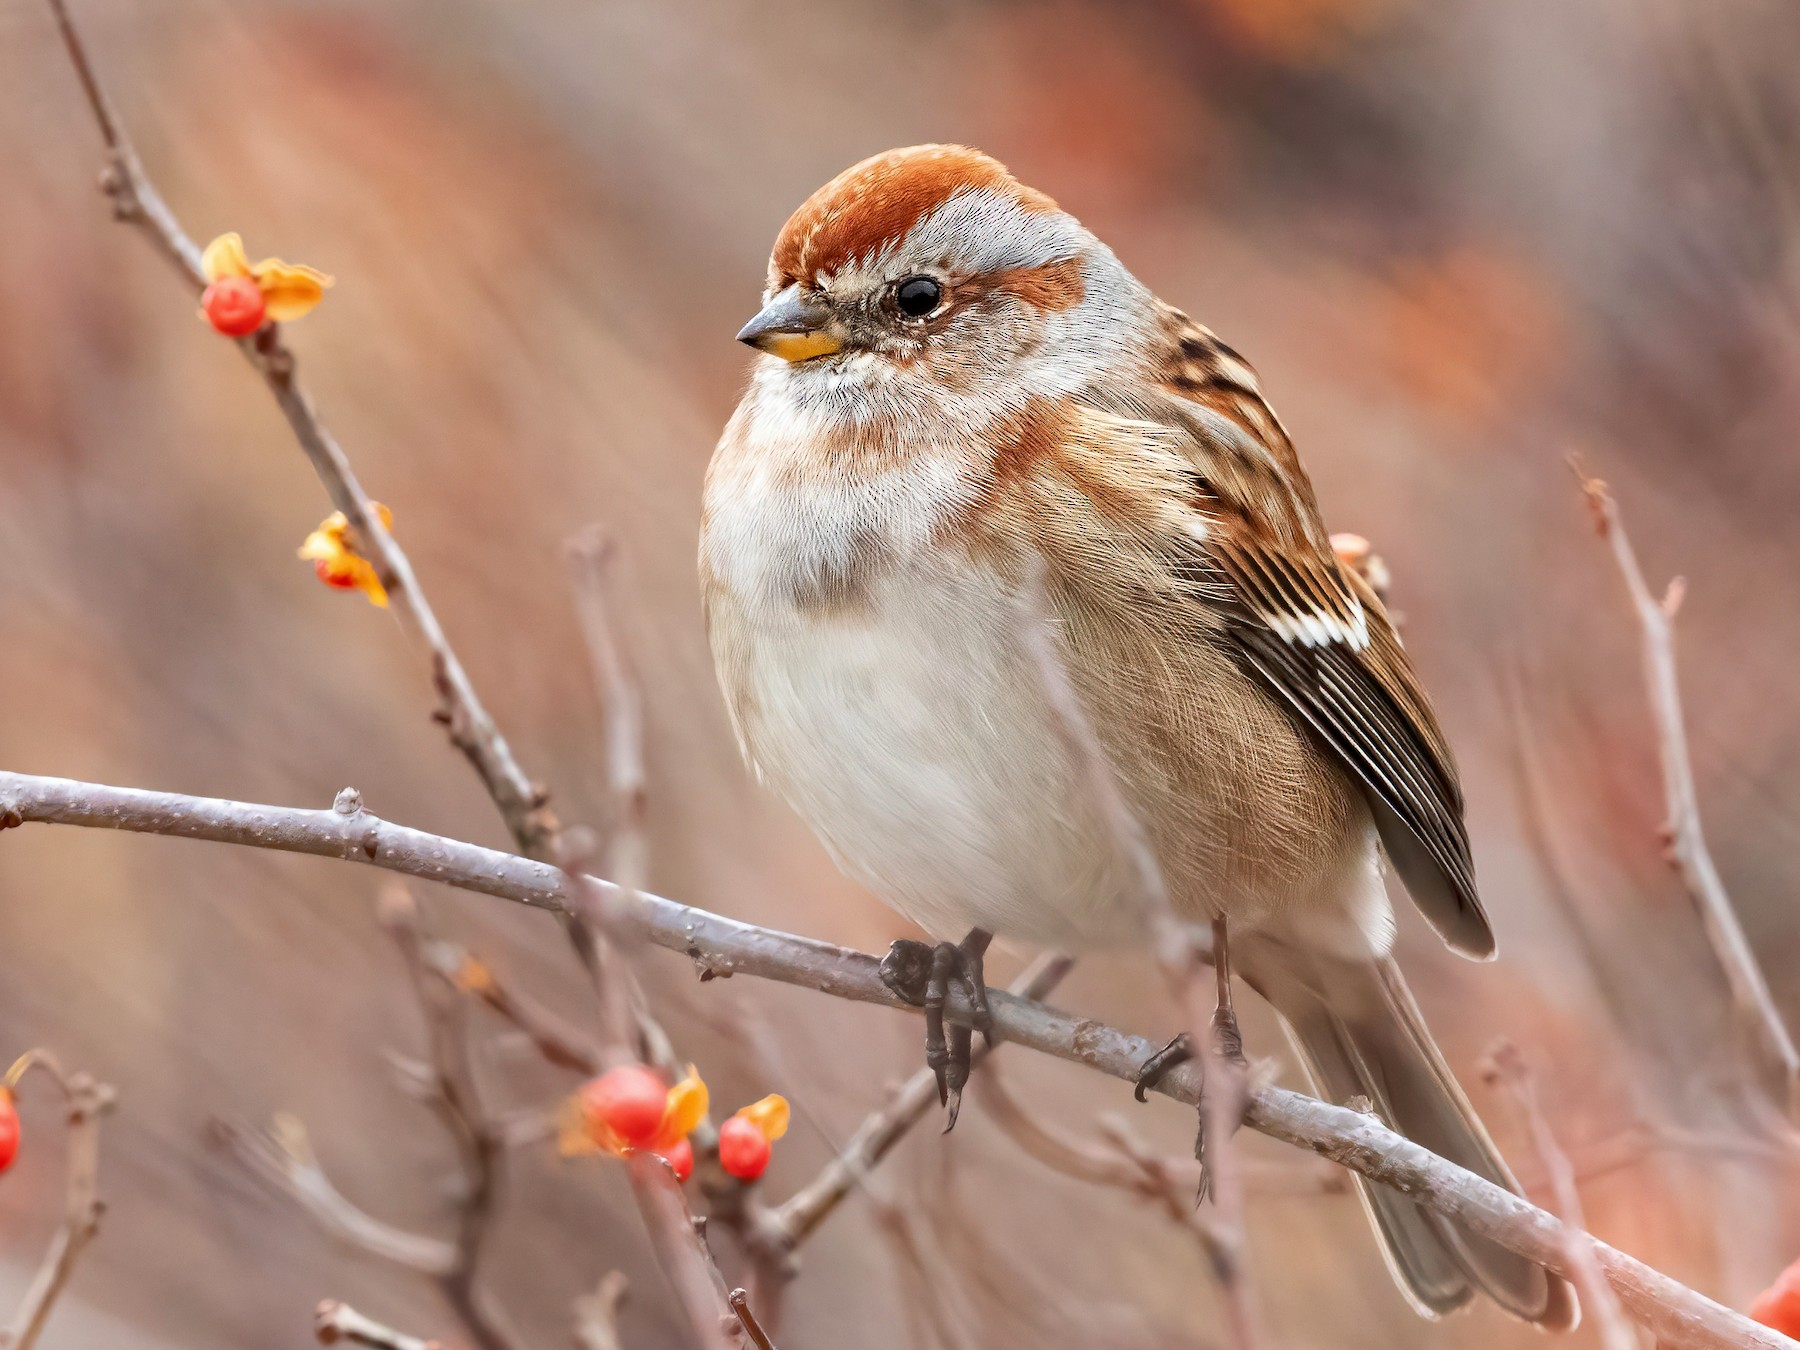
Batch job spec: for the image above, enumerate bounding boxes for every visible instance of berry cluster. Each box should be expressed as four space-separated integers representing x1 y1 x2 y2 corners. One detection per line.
571 1064 787 1183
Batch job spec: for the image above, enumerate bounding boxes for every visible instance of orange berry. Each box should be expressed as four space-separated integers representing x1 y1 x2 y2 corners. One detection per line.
0 1090 17 1173
313 558 359 589
718 1115 771 1181
657 1137 694 1183
201 275 267 337
579 1066 668 1149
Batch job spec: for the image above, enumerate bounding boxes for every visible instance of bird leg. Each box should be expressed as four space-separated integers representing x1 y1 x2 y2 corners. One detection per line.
1133 919 1249 1196
878 928 994 1129
1208 916 1246 1064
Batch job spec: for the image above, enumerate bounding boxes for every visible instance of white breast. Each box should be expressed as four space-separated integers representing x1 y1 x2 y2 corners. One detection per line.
701 423 1133 947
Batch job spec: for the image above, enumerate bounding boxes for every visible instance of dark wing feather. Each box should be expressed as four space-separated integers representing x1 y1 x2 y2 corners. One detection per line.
1143 308 1494 958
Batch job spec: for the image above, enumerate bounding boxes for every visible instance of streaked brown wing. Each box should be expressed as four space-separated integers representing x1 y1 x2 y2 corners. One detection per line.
1143 308 1494 957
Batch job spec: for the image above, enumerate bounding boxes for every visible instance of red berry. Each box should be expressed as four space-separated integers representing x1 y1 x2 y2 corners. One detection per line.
579 1066 668 1148
201 276 267 337
657 1137 694 1183
314 558 358 589
1752 1259 1800 1337
718 1115 771 1181
0 1091 18 1173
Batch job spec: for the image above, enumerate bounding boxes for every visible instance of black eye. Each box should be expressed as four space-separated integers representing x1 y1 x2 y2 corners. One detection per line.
894 275 942 319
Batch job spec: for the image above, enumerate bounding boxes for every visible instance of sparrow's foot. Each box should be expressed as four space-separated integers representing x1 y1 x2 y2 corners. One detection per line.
1136 1008 1250 1200
1133 1020 1249 1097
1133 1033 1194 1103
878 929 994 1130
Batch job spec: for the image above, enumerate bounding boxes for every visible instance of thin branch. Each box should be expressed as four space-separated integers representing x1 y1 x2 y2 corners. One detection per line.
217 889 525 1350
47 0 554 857
556 845 739 1349
1574 463 1800 1120
567 572 786 1304
980 1061 1177 1192
716 958 1074 1329
978 1061 1228 1263
2 774 1789 1348
379 889 523 1350
558 539 694 1085
48 0 722 1196
867 1198 983 1350
728 1289 778 1350
428 944 603 1077
566 530 649 901
0 1053 116 1350
1484 1043 1639 1350
210 1114 459 1276
625 1168 742 1350
767 953 1073 1253
314 1300 443 1350
572 1272 630 1350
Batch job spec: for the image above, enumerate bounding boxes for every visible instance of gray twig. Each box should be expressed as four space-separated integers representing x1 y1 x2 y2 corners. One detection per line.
1575 463 1800 1121
766 953 1074 1254
0 1053 116 1350
211 1114 459 1277
978 1062 1235 1272
572 1272 630 1350
45 0 553 857
380 888 524 1350
1484 1042 1639 1350
216 889 524 1350
566 530 650 902
313 1300 443 1350
728 1288 778 1350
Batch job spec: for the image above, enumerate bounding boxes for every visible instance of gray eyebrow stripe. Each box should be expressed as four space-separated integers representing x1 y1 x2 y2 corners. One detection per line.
893 188 1087 276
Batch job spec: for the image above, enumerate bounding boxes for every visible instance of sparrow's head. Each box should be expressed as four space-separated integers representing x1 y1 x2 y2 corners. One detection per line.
738 146 1145 398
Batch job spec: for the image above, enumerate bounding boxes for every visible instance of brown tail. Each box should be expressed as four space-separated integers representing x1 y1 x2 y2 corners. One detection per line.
1245 949 1578 1328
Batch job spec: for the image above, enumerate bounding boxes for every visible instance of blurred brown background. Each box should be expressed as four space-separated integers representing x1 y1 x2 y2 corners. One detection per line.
3 0 1799 1345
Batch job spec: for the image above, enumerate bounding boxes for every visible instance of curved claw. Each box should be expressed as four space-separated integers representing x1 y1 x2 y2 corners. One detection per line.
1134 1032 1194 1103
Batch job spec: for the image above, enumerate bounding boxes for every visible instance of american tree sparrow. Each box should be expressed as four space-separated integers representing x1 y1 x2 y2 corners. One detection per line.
700 145 1574 1327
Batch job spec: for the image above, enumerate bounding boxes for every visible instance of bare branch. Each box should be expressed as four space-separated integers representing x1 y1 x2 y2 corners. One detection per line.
1484 1043 1639 1350
314 1300 443 1350
573 1272 630 1350
728 1289 778 1350
980 1061 1183 1194
427 943 603 1077
378 888 524 1350
210 1114 459 1277
768 952 1073 1254
1574 463 1800 1120
2 773 1789 1348
566 530 650 897
625 1167 743 1350
0 1054 116 1350
549 849 740 1346
867 1198 983 1350
44 0 551 858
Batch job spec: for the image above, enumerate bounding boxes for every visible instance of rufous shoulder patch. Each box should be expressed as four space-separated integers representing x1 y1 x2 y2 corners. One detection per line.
771 145 1058 286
